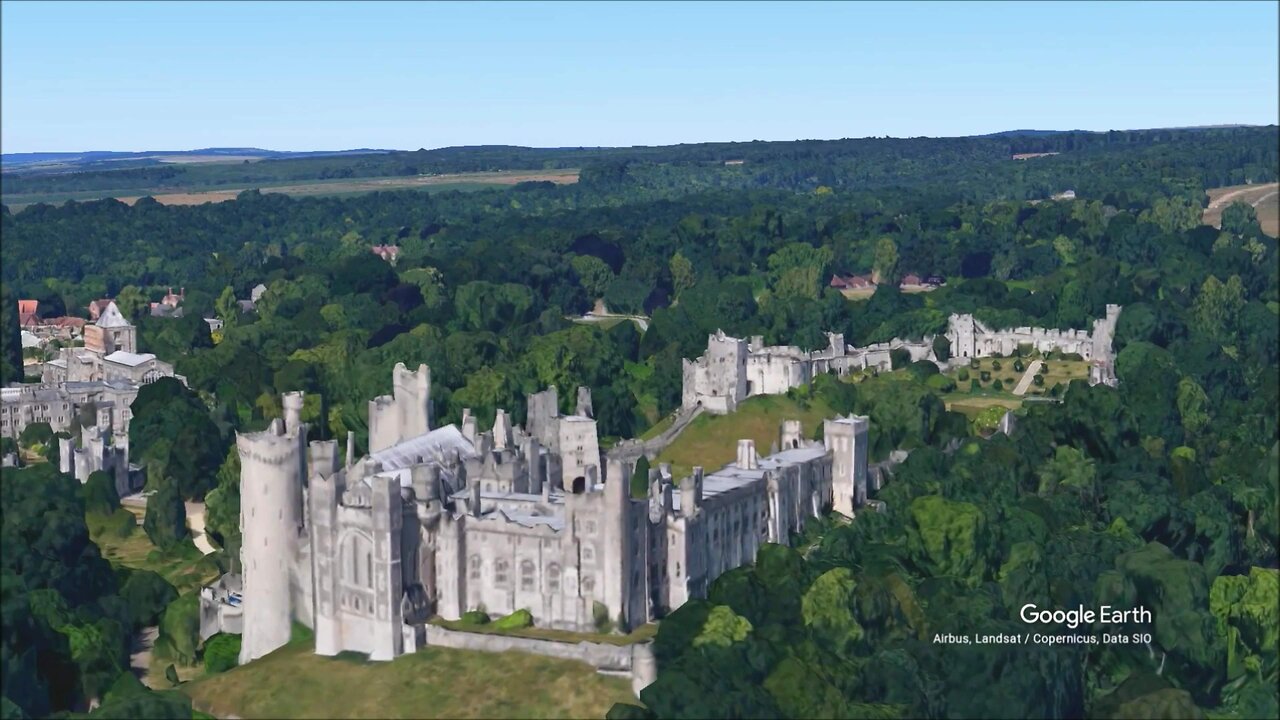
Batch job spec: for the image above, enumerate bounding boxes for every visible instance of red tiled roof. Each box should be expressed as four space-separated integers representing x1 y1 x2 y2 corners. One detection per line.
900 273 923 286
18 299 38 316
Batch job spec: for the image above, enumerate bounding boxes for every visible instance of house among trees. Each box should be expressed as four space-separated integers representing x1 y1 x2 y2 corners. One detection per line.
828 273 877 291
86 298 115 321
149 287 185 318
370 244 401 264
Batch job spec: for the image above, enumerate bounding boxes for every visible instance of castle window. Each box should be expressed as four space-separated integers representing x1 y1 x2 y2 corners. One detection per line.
547 563 561 593
495 559 509 587
581 575 594 594
469 555 481 580
582 545 594 563
521 560 536 591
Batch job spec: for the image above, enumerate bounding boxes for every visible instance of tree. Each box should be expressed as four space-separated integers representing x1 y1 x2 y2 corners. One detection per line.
18 422 53 450
873 237 899 285
630 455 651 499
214 285 239 329
143 478 189 552
1191 275 1246 345
81 471 120 516
767 243 832 300
129 378 225 499
669 251 695 300
112 285 147 322
1220 201 1260 237
571 255 615 302
117 569 178 629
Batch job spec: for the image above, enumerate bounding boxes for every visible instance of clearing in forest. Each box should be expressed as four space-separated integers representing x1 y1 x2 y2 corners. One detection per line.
1203 182 1279 237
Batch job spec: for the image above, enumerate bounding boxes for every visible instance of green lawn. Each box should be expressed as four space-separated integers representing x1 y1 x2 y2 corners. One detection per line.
88 509 221 594
182 634 639 719
655 394 835 479
430 617 657 646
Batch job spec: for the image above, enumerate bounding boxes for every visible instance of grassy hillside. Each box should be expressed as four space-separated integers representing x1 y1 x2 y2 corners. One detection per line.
183 636 638 719
654 394 835 479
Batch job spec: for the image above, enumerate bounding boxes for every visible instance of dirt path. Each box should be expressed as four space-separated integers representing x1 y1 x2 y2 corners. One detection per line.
1012 360 1044 396
186 501 216 555
131 626 158 681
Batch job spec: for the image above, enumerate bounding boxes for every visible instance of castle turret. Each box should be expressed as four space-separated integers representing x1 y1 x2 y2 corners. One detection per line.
780 420 803 450
824 415 869 516
283 391 305 436
736 439 758 470
237 418 306 664
575 386 594 419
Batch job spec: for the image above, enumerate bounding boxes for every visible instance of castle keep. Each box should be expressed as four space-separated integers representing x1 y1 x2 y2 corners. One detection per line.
202 363 870 665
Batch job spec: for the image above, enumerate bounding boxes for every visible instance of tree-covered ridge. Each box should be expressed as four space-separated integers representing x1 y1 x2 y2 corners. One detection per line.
3 126 1275 200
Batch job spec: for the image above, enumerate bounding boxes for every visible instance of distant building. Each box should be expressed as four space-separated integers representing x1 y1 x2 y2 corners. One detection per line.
371 245 401 264
17 300 38 328
829 274 877 291
87 299 115 322
149 287 185 318
250 283 268 303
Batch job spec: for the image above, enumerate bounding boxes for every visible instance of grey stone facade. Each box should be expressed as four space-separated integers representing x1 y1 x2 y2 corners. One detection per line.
206 364 871 667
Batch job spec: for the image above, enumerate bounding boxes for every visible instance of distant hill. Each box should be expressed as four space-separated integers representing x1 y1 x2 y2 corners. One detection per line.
1 147 393 173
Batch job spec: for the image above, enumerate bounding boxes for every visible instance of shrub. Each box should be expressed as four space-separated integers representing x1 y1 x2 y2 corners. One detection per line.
957 368 970 381
1040 363 1051 374
593 601 614 633
118 568 178 628
0 436 17 457
992 379 1004 391
19 421 53 448
969 379 981 393
980 371 992 382
969 358 980 369
1017 343 1034 357
925 374 956 393
202 633 241 674
991 360 1002 371
154 593 201 666
1004 376 1017 385
1013 359 1025 373
460 610 490 625
1033 374 1045 387
493 609 534 631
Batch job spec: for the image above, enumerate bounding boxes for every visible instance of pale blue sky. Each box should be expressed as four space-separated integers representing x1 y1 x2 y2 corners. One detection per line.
2 1 1277 152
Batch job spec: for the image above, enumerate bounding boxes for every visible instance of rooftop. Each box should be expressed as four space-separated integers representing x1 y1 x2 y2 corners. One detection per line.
104 351 155 367
94 302 131 329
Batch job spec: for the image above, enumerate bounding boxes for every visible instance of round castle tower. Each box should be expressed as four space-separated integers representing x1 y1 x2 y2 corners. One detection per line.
237 410 306 665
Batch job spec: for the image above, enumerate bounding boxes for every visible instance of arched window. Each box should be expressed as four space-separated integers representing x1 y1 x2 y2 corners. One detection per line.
521 560 536 591
495 559 509 587
581 574 594 594
582 544 594 563
469 555 481 580
547 563 561 593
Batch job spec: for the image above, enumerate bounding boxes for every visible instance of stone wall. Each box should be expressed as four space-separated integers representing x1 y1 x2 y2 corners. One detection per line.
422 624 656 696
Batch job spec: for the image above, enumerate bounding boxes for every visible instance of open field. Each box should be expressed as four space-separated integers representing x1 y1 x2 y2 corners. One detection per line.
655 394 835 479
943 357 1088 417
2 169 580 210
1203 182 1279 237
182 634 638 719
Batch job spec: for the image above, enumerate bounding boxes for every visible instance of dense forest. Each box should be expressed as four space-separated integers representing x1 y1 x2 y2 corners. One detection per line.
1 128 1277 719
2 126 1275 200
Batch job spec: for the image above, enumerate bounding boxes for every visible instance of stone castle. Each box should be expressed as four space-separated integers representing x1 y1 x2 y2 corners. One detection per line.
2 300 184 497
201 363 870 666
683 305 1121 413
